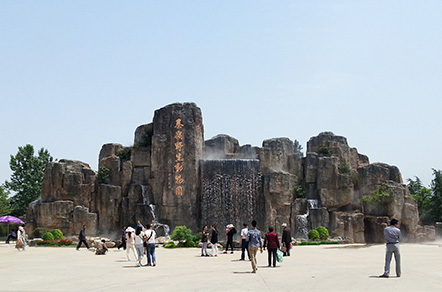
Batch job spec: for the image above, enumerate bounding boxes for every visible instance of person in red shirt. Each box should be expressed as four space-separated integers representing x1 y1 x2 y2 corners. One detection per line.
264 227 280 267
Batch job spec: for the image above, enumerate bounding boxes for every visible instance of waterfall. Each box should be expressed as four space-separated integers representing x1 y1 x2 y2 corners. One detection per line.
295 199 320 238
139 184 170 236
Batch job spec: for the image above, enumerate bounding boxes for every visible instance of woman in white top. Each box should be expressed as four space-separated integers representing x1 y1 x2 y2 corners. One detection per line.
125 229 137 261
134 225 145 267
144 223 157 266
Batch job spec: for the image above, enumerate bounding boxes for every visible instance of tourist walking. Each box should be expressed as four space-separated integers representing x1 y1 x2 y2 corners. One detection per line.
240 223 250 260
379 219 401 278
210 225 219 257
246 220 263 273
16 226 26 251
201 225 210 257
281 223 291 256
118 226 126 250
76 225 89 250
223 224 236 254
125 227 137 261
144 223 157 266
264 227 280 267
134 225 145 267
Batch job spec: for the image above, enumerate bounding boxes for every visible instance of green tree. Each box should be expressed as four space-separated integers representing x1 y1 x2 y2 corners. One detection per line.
4 145 53 216
408 171 442 224
0 185 12 216
294 139 304 156
430 169 442 222
407 177 433 224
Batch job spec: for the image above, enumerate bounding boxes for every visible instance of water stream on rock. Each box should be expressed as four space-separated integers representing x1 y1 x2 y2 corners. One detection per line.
140 185 170 236
295 199 320 238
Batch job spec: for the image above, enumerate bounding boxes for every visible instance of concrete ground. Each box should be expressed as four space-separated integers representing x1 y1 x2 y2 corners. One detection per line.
0 241 441 292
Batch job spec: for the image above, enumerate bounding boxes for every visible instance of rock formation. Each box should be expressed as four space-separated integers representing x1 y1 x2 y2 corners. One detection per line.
26 103 434 243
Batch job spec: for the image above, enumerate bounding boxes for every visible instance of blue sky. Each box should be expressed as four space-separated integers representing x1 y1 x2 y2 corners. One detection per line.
1 1 441 187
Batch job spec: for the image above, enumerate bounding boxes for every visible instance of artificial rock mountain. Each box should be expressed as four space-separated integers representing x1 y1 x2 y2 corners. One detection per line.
26 102 434 243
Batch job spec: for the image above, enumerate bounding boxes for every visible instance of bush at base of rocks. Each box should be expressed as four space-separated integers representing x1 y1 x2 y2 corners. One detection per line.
50 229 63 240
42 232 55 241
36 238 74 247
308 229 320 240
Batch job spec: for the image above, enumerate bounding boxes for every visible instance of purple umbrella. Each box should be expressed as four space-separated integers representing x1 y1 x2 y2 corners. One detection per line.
0 215 24 224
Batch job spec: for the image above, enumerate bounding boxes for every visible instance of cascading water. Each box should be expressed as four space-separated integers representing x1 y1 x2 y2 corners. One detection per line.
200 159 263 231
295 199 320 238
139 185 170 236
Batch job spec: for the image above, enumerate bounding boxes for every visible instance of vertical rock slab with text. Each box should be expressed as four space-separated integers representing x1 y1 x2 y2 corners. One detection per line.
151 103 204 232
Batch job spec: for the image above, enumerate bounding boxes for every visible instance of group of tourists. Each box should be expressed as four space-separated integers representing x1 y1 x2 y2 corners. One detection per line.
200 220 293 273
199 218 401 276
24 216 402 277
116 221 157 267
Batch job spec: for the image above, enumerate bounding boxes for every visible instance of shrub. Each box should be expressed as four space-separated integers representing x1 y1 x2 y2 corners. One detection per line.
117 148 131 161
316 226 329 240
184 240 196 247
32 228 49 238
164 241 176 248
338 162 351 174
190 234 200 243
318 146 332 156
51 229 63 240
36 238 73 247
170 226 193 242
42 232 54 241
294 185 305 198
297 241 339 246
308 229 320 240
97 167 110 184
361 183 393 203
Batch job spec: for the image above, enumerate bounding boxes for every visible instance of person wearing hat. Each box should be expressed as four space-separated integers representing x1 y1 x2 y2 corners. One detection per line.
379 219 401 278
281 223 292 256
223 224 236 254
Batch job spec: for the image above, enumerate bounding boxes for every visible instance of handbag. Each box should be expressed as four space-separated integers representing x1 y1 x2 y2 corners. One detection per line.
276 250 284 263
280 246 287 253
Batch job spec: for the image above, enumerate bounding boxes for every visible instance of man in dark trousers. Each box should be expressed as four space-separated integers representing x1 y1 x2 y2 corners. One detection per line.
76 224 90 250
379 219 401 278
281 223 291 256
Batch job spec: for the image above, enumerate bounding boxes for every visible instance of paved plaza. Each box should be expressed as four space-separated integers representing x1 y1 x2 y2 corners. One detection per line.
0 241 441 292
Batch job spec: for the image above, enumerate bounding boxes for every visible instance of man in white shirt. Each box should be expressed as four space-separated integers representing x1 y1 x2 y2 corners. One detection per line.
240 223 250 261
379 219 401 278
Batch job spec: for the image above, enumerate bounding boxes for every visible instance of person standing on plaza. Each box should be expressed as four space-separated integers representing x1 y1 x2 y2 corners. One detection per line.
16 226 26 251
76 225 89 251
144 223 157 266
210 225 219 257
240 223 250 261
118 226 127 250
201 225 210 257
134 225 145 267
379 219 401 278
281 223 291 256
125 227 137 261
264 227 280 267
224 224 236 254
246 220 263 273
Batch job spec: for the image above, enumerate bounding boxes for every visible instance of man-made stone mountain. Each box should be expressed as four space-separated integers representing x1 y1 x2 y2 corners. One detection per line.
26 103 435 243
